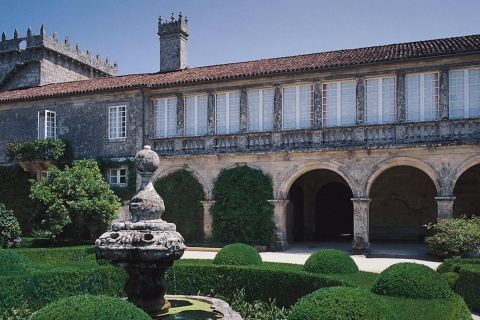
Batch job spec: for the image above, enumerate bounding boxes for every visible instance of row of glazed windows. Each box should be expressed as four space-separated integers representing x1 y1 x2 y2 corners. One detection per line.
152 68 480 138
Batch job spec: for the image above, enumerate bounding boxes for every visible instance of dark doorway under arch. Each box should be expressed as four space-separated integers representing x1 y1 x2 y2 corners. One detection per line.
316 182 353 240
286 169 353 243
453 164 480 217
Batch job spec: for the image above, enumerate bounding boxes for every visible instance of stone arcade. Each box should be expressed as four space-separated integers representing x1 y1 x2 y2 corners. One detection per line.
1 14 480 252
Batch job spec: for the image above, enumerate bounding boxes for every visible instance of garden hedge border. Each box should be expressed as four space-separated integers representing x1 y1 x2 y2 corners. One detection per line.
12 245 94 264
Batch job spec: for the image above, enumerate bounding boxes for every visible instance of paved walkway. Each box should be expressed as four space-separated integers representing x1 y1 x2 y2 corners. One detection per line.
183 242 479 319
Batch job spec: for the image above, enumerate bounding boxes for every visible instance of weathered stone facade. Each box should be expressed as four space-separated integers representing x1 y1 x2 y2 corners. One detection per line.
1 17 480 251
0 25 117 91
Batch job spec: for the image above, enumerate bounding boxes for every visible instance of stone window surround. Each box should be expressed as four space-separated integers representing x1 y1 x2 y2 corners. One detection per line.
449 67 480 119
107 104 127 141
37 109 56 140
107 167 127 187
154 97 177 138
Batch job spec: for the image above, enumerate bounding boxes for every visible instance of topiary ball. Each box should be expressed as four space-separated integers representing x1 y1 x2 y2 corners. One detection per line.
371 262 453 299
31 294 151 320
213 243 262 266
0 250 30 274
302 249 358 274
288 286 395 320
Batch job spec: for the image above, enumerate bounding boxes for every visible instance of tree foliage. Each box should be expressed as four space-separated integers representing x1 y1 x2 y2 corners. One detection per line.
211 165 274 246
0 203 21 248
154 169 204 241
30 160 121 241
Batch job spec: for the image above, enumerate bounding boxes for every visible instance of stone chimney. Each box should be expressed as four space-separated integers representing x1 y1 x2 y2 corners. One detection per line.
158 12 188 72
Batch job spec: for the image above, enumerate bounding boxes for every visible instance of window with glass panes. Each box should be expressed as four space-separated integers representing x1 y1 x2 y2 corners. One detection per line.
185 95 208 136
38 110 56 139
215 92 240 134
154 98 177 138
247 89 274 132
108 168 127 186
282 85 313 130
108 106 126 140
322 81 356 127
406 73 439 122
365 77 396 124
449 68 480 119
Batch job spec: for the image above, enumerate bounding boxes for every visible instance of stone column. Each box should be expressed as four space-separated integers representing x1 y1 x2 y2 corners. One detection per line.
207 92 215 134
435 197 455 219
176 93 184 136
201 200 215 239
273 85 282 131
239 89 248 132
313 82 323 129
268 199 289 251
356 77 365 125
396 73 406 122
438 69 449 120
351 197 371 253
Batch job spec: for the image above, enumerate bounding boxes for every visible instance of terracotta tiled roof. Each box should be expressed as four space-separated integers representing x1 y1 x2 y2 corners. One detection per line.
1 34 480 102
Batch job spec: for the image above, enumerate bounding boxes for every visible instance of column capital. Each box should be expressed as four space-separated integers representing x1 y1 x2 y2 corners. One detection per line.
268 199 289 207
350 197 371 203
434 196 456 201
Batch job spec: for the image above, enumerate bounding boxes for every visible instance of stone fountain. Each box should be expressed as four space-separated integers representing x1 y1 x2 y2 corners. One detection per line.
95 145 186 314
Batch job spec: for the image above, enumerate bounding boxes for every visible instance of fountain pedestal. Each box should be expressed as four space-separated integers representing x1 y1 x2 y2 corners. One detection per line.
95 146 186 314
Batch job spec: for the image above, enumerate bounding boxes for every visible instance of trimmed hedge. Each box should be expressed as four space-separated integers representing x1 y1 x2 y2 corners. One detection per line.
31 294 150 320
442 272 460 290
303 249 358 274
289 286 395 320
12 246 94 264
456 264 480 311
372 263 452 299
167 261 346 308
0 250 30 274
437 258 480 273
213 243 262 266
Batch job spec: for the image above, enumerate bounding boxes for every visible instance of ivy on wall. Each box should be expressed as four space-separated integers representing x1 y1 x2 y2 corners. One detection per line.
154 169 204 242
0 165 35 235
210 164 275 246
97 159 136 202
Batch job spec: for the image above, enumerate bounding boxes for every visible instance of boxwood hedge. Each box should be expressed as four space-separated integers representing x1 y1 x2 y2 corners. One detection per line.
213 243 262 266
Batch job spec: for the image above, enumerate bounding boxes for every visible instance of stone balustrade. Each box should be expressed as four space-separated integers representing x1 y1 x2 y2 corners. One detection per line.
150 118 480 156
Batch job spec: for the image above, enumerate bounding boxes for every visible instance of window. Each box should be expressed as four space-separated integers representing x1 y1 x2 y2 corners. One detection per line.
282 85 313 130
154 98 177 138
406 72 439 122
449 68 480 119
322 81 356 127
38 110 56 139
215 92 240 134
185 95 208 136
108 105 126 140
365 77 396 124
108 168 127 186
248 89 274 132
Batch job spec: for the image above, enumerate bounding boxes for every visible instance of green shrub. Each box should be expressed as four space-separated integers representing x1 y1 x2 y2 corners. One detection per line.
425 215 480 257
154 169 205 241
168 261 345 308
6 139 69 163
371 262 452 299
437 258 480 273
213 243 262 266
211 165 275 246
30 159 121 241
442 272 460 290
289 286 395 320
456 264 480 311
13 246 94 264
0 250 30 274
303 249 358 274
30 294 150 320
0 203 21 248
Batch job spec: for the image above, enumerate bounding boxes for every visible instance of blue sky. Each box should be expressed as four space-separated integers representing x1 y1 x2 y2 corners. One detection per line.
1 0 479 75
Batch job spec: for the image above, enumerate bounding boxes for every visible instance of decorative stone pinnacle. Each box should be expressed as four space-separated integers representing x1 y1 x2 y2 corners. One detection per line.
2 32 6 41
14 29 18 39
171 13 175 22
179 12 182 20
27 27 32 37
40 24 45 36
135 145 160 174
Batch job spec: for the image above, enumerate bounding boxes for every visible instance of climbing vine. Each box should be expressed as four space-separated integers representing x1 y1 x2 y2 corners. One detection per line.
154 169 204 241
97 158 136 202
211 164 275 246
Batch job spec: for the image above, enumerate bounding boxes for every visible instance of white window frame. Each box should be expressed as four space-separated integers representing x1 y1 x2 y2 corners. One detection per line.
215 92 240 134
38 110 56 139
184 95 208 136
108 105 126 140
154 98 177 138
247 88 274 132
282 84 313 130
365 77 396 124
322 80 356 127
107 168 127 187
449 68 480 119
406 72 439 122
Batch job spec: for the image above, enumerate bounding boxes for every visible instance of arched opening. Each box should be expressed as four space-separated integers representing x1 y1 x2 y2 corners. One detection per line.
286 169 353 243
453 163 480 217
19 40 27 50
369 166 437 241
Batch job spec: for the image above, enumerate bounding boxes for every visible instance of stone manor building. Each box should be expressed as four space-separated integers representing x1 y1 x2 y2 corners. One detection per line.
1 14 480 251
